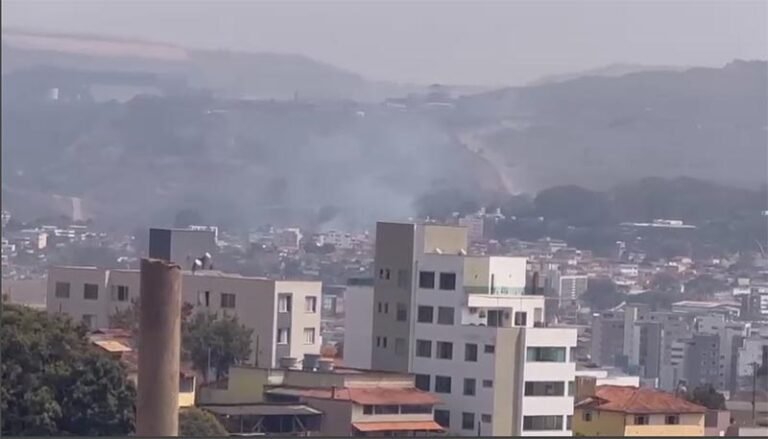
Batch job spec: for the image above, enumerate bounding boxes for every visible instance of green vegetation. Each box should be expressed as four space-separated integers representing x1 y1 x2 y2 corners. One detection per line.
182 311 254 382
179 407 229 436
582 277 625 311
686 384 726 410
1 302 136 435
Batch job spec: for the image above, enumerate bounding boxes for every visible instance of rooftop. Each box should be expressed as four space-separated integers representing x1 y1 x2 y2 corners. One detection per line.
576 385 707 414
265 386 441 406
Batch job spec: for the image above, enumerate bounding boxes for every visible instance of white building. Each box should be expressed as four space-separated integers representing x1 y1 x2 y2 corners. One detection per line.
342 278 374 369
46 266 322 368
367 222 577 436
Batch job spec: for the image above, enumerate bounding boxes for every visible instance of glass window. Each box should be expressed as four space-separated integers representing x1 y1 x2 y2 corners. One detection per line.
303 328 316 344
568 381 575 396
417 306 434 323
514 311 527 326
415 374 430 391
435 376 452 393
463 378 476 396
305 296 317 313
396 302 407 321
482 414 492 423
374 405 399 414
113 285 129 302
665 415 679 425
482 379 493 388
401 405 432 414
419 271 435 289
465 343 478 362
583 411 592 422
527 347 566 362
484 344 495 354
462 412 475 430
524 381 565 396
220 293 236 308
55 282 70 298
382 337 387 348
416 339 432 358
437 306 454 325
634 415 648 425
277 328 290 344
436 341 453 359
435 409 450 428
83 283 99 300
567 415 572 430
439 272 456 290
522 415 564 431
278 294 292 312
363 405 373 415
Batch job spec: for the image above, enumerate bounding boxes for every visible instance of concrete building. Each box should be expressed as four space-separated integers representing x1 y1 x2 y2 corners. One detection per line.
554 274 588 311
148 227 218 269
458 215 484 243
46 266 321 368
736 329 768 389
368 222 577 436
343 278 374 370
590 311 626 367
574 385 707 436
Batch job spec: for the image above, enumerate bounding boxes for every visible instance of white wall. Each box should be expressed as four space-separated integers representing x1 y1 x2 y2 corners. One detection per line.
343 284 374 369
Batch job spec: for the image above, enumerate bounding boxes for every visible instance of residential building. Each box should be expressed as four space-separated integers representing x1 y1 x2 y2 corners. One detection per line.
573 385 707 436
736 329 768 390
148 227 218 269
590 311 626 367
274 228 303 251
458 215 484 243
46 266 321 368
343 277 374 369
554 274 588 311
369 222 577 436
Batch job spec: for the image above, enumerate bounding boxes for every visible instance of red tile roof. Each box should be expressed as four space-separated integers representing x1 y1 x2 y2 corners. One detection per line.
576 385 707 414
266 386 441 405
353 421 444 432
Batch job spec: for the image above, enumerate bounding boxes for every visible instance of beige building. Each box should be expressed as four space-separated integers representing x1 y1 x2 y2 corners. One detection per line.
46 266 322 367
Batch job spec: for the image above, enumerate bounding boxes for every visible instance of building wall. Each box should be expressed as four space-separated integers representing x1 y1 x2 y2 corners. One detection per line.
47 266 110 328
169 228 218 269
343 284 374 369
197 367 270 405
493 328 524 436
591 312 625 367
622 413 705 436
304 398 353 436
573 409 626 436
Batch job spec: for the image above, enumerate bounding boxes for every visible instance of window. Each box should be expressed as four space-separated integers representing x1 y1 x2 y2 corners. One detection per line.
417 306 434 323
437 306 454 325
220 293 236 308
514 311 527 326
665 415 679 425
435 409 450 428
482 379 493 388
463 378 476 396
82 314 95 329
419 271 435 289
568 381 575 396
113 285 129 302
416 340 432 357
277 328 290 344
363 405 373 415
462 412 475 430
83 283 99 300
435 376 452 393
465 343 478 362
415 374 431 391
583 411 593 422
484 344 495 354
481 414 492 423
304 328 316 344
382 337 388 348
527 347 566 362
55 282 70 298
396 302 407 321
376 336 381 347
401 405 432 414
436 341 453 360
384 303 389 314
395 338 406 356
374 405 399 414
278 294 292 312
397 269 409 288
634 415 649 425
524 381 565 396
305 296 317 313
439 272 456 290
385 269 390 280
566 415 572 430
204 291 210 307
522 415 564 431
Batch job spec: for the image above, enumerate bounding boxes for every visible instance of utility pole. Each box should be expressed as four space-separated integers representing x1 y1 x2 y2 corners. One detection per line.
136 258 182 436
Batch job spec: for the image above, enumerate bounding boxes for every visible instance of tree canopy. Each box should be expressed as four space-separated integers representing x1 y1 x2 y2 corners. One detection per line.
582 278 625 311
1 302 136 435
182 311 253 382
686 384 726 410
179 407 228 436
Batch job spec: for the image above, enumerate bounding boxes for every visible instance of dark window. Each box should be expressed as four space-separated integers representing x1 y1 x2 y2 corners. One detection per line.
524 381 565 396
435 376 452 393
115 285 129 302
437 306 454 325
568 381 575 396
527 347 566 362
377 302 383 313
665 415 679 425
396 303 407 321
523 415 563 431
55 282 70 298
583 411 592 422
382 337 388 348
417 306 434 323
462 412 475 430
484 344 495 354
83 283 99 300
439 272 457 290
463 378 476 396
363 405 373 415
384 303 389 314
419 271 435 289
374 405 399 414
482 414 492 423
482 379 493 388
204 291 210 307
634 415 649 425
567 415 572 430
401 405 432 414
385 269 390 280
514 311 527 326
415 374 431 391
436 341 453 359
435 409 450 428
220 293 236 308
465 343 478 362
416 339 432 357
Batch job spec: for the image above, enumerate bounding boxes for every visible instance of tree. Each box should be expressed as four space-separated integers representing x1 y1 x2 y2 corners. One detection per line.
179 407 228 436
1 303 136 435
109 300 194 345
650 272 682 294
582 278 626 311
686 384 726 410
182 311 253 382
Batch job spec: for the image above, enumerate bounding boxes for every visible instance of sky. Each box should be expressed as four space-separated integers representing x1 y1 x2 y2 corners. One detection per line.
2 0 766 85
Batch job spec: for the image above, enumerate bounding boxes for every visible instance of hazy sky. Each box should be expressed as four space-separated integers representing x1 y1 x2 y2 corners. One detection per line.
2 0 766 85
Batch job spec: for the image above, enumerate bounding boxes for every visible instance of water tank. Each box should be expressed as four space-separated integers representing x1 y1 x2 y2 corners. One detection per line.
279 357 298 370
318 358 335 372
303 353 321 371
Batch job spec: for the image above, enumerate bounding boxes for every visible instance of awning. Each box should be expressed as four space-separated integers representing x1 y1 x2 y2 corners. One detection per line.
352 421 444 432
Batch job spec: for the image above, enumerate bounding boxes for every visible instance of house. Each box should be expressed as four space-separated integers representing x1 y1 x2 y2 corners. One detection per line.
573 385 707 436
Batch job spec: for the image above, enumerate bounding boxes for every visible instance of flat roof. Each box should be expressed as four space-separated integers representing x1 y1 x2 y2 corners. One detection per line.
200 404 321 417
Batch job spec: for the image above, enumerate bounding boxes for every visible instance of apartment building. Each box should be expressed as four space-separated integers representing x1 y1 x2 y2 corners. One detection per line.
573 385 707 436
368 222 577 436
343 277 375 370
590 311 626 367
46 266 321 368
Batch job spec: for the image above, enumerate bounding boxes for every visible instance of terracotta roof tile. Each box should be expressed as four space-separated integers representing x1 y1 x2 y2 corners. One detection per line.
266 386 441 405
353 421 444 432
575 385 707 414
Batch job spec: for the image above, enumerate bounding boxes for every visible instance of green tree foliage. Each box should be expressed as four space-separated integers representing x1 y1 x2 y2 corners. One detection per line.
686 384 726 410
582 278 626 311
179 408 228 436
650 272 682 294
684 275 728 299
1 303 136 435
182 311 253 382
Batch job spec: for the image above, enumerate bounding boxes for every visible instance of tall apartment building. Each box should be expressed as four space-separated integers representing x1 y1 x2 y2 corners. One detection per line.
590 311 626 367
368 222 577 436
46 266 321 368
148 227 218 269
